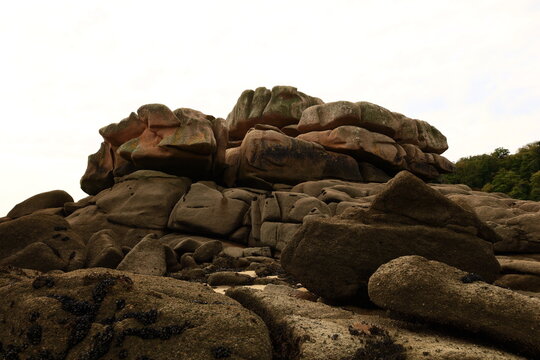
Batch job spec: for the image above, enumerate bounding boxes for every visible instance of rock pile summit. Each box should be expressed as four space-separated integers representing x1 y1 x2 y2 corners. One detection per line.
1 86 539 359
81 86 454 196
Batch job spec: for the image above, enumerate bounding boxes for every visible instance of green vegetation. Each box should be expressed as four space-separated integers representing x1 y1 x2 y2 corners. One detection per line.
442 141 540 200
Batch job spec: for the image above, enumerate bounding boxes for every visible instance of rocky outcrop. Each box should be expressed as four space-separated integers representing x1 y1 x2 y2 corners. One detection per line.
227 129 362 188
6 190 73 219
85 229 124 268
116 234 167 276
227 86 323 141
0 214 86 272
368 255 540 358
448 192 540 253
227 285 525 360
281 172 501 303
168 182 249 237
81 105 227 195
80 86 454 196
0 267 272 360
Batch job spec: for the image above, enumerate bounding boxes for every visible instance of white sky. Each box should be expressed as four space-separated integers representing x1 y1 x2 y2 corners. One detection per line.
1 0 539 216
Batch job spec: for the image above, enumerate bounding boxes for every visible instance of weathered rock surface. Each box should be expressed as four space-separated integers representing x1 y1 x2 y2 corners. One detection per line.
297 101 449 154
370 171 500 243
86 229 124 268
368 255 540 358
227 86 323 140
297 126 407 170
168 182 249 237
80 142 116 195
0 214 86 272
0 267 272 360
81 104 227 195
448 192 540 252
116 234 167 276
193 240 223 263
95 170 190 229
230 129 362 188
6 190 73 218
227 285 524 360
281 172 501 303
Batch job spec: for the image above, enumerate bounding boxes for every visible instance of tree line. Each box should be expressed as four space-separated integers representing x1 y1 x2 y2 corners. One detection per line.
441 141 540 200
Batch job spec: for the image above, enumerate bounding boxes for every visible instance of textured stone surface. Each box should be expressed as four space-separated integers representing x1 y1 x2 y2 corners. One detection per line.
227 86 322 140
227 285 524 360
116 234 167 276
281 172 501 303
232 129 362 188
95 170 190 230
368 255 540 358
7 190 73 218
86 229 124 268
0 267 272 360
298 126 407 170
80 142 115 195
0 214 86 272
168 182 249 237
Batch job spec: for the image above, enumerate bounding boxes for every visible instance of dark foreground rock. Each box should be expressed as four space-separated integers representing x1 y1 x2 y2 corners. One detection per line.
0 267 272 360
0 214 86 272
368 255 540 358
281 171 501 303
227 285 524 360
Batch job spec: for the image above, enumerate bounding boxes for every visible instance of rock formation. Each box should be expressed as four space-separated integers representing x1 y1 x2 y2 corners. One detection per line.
1 85 539 359
368 255 540 358
81 86 454 197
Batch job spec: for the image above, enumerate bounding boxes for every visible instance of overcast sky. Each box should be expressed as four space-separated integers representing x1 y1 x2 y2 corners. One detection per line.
1 0 539 216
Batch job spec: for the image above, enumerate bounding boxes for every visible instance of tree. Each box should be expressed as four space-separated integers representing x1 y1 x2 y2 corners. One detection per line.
530 171 540 201
491 147 510 159
488 169 521 194
442 142 540 200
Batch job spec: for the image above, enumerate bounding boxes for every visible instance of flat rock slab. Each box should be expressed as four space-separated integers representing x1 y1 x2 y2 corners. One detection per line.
227 285 524 360
368 255 540 358
497 257 540 276
0 267 272 360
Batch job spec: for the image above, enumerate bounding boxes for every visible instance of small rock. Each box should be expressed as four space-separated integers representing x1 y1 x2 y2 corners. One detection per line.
116 234 167 276
193 240 223 263
208 272 254 286
243 247 272 258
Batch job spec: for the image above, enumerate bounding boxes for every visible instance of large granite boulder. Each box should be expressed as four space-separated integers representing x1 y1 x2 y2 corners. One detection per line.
369 255 540 358
80 142 116 195
296 101 448 154
0 214 86 272
94 170 190 230
281 172 501 303
297 126 407 170
448 192 540 253
168 182 249 237
6 190 73 218
227 285 524 360
81 104 227 196
227 86 323 141
229 129 362 188
0 267 272 360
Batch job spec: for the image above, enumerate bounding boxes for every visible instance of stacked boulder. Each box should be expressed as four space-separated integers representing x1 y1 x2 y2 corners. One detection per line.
2 85 540 359
225 86 454 187
281 171 502 303
81 105 227 195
